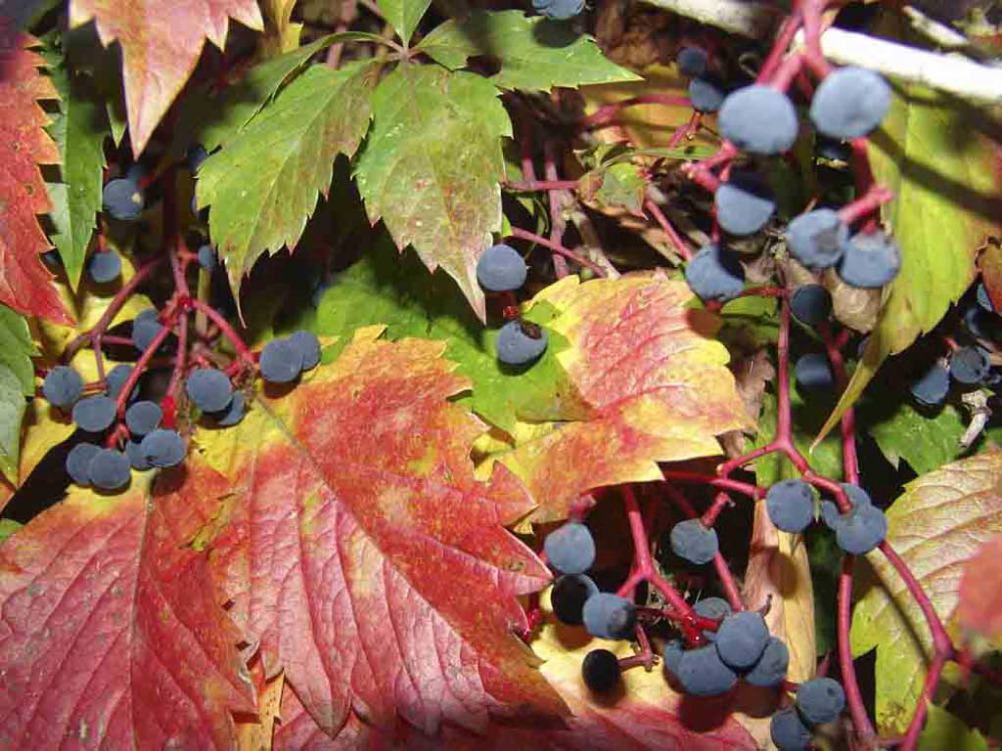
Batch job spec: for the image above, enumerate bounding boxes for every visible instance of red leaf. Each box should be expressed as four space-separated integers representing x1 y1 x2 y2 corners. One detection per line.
0 463 254 749
0 24 72 325
957 534 1002 643
206 328 564 740
68 0 263 155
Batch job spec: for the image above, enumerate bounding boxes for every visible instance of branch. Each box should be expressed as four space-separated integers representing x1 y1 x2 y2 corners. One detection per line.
796 27 1002 104
639 0 777 39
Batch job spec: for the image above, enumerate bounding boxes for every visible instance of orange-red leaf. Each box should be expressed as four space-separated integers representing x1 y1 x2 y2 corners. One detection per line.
488 273 750 522
957 534 1002 644
203 327 563 741
0 463 254 749
0 25 72 325
68 0 263 155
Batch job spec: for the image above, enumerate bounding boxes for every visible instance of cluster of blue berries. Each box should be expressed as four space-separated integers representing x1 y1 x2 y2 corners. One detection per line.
476 243 549 367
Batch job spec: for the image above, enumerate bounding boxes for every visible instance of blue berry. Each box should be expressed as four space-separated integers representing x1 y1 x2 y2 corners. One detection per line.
715 171 775 236
544 522 595 575
88 251 122 283
125 400 162 436
676 645 737 697
786 209 849 269
187 144 209 173
950 346 991 385
87 448 131 491
693 596 731 642
210 391 246 427
551 574 598 626
197 244 216 271
72 395 117 433
744 637 789 687
910 362 950 406
105 364 134 399
715 611 769 670
685 243 745 302
833 504 887 554
670 519 718 565
43 366 83 408
288 330 321 371
132 308 163 352
719 85 799 155
531 0 584 20
125 439 151 470
476 244 527 292
582 593 636 640
663 639 684 675
186 368 233 413
791 285 832 327
796 676 846 725
582 649 621 693
766 479 815 533
820 482 871 529
838 231 901 289
140 429 186 468
771 708 813 751
496 320 548 366
260 338 305 383
688 77 725 113
102 176 144 221
977 282 995 312
677 46 708 77
794 353 834 392
810 67 891 139
66 442 100 486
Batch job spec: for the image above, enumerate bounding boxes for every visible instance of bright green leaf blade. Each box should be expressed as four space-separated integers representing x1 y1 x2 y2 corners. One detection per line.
40 33 107 290
851 450 1002 734
816 84 1002 446
579 162 647 214
354 66 512 323
0 366 27 482
314 236 581 432
0 306 39 397
198 61 379 305
918 706 988 751
376 0 430 44
418 11 640 91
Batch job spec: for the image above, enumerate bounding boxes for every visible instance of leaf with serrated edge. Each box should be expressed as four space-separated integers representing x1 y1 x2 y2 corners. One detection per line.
816 82 1002 445
0 305 38 396
68 0 263 156
418 11 639 92
199 61 378 307
483 273 750 523
40 33 108 290
851 450 1002 735
376 0 429 44
0 366 25 480
0 461 255 749
201 327 564 738
0 28 72 325
355 66 511 323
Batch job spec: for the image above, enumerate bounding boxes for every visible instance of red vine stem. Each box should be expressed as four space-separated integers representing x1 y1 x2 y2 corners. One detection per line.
508 227 607 277
188 299 255 363
644 198 692 262
543 139 569 279
839 556 877 744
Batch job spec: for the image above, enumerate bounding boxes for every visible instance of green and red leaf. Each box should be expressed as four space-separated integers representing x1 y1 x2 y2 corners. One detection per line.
0 26 72 325
0 464 254 749
202 327 563 740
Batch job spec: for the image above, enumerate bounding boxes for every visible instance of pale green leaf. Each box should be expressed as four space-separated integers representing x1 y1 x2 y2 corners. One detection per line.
0 306 39 397
579 162 647 214
418 11 639 92
851 450 1002 734
817 83 1002 445
354 66 512 322
918 706 988 751
198 61 379 304
41 32 108 290
0 366 27 482
376 0 430 45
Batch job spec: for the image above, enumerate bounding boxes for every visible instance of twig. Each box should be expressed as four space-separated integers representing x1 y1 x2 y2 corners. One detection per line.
508 227 607 277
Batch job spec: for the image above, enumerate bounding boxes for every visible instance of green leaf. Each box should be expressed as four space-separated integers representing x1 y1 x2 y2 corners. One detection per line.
0 366 27 482
376 0 430 45
314 236 575 432
816 83 1002 446
174 32 366 158
579 162 647 214
0 306 39 397
918 706 988 751
851 450 1002 734
41 33 108 290
198 61 379 305
418 11 639 92
0 519 21 546
354 66 512 322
